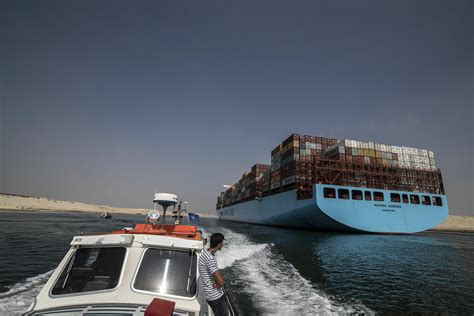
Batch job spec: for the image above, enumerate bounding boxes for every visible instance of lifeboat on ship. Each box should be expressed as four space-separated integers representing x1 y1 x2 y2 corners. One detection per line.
25 193 235 316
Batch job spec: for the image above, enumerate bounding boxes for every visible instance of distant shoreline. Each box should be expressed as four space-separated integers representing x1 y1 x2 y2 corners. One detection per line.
0 193 218 218
0 193 469 229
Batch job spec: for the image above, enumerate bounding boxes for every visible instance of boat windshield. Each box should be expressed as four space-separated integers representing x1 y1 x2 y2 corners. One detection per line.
133 248 197 297
51 247 126 295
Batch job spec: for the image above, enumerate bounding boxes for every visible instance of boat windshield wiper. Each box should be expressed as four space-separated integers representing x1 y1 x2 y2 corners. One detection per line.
62 250 77 289
186 250 195 293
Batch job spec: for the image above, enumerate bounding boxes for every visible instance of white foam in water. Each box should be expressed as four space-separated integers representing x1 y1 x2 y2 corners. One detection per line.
0 270 54 315
215 229 372 315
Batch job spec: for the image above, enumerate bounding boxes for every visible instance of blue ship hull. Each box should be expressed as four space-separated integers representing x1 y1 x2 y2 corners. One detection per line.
217 184 448 233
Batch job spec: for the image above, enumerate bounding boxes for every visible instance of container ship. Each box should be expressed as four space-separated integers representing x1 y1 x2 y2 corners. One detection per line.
216 134 448 233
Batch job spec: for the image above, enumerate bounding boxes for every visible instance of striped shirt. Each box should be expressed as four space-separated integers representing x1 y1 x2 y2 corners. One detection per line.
198 248 224 301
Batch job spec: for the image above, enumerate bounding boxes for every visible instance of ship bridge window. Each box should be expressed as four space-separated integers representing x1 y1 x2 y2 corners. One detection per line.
351 190 363 200
402 194 409 203
364 191 372 201
433 196 443 206
390 193 401 203
51 247 126 295
338 189 350 199
323 187 336 198
373 191 384 201
133 248 197 297
410 195 420 204
421 195 432 205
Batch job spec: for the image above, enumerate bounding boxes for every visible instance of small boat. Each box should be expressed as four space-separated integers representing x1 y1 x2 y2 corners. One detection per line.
26 193 235 315
100 212 112 219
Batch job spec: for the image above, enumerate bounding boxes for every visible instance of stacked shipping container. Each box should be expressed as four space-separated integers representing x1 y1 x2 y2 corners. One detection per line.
275 134 338 191
217 134 444 209
324 139 437 171
217 164 270 207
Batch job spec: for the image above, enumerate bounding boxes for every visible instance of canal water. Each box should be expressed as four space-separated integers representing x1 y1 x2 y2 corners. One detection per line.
0 211 473 314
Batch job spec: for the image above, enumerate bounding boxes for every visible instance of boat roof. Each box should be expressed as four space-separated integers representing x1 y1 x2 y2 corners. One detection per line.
72 224 204 250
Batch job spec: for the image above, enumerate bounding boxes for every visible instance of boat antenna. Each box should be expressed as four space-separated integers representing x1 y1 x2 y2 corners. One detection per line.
173 199 183 225
184 201 189 224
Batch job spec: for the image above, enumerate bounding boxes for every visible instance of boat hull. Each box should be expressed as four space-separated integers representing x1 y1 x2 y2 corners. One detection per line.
216 184 448 233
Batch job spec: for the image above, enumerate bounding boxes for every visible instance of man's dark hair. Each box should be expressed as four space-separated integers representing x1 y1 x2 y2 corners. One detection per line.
210 233 224 248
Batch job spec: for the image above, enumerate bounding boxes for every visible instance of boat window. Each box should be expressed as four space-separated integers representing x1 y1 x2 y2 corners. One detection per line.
134 248 197 297
421 195 432 205
323 187 336 198
51 247 126 295
364 191 372 201
338 189 349 200
390 193 401 203
373 191 384 201
402 194 409 203
433 196 443 206
351 190 363 200
410 195 420 204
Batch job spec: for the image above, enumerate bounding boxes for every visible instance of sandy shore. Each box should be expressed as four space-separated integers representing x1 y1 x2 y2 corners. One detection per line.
0 193 218 218
0 193 469 228
431 215 474 232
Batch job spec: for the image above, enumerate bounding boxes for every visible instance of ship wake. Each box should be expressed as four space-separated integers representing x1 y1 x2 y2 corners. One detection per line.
0 270 53 315
214 228 372 315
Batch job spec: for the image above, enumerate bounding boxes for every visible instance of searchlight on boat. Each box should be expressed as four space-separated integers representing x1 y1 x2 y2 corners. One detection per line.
147 211 161 224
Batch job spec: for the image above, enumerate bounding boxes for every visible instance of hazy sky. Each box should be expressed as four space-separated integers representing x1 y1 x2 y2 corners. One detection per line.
1 0 473 215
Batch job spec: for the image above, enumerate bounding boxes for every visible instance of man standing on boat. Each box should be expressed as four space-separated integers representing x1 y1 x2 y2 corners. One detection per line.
198 233 229 316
